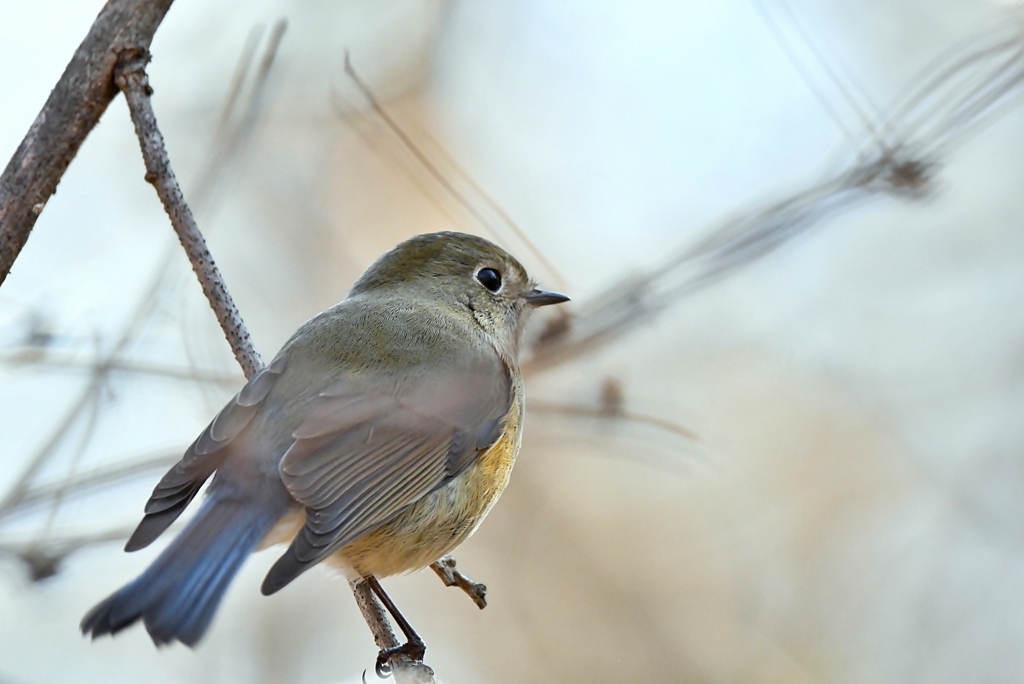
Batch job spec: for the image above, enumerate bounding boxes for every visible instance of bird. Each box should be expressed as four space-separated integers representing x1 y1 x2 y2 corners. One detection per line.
80 231 568 666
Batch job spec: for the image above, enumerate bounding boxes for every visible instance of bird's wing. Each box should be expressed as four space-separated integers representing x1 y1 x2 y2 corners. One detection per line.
262 348 511 594
125 357 289 552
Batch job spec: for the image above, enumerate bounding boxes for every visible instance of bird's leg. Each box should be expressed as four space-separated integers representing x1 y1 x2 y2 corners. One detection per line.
430 556 487 609
366 576 426 676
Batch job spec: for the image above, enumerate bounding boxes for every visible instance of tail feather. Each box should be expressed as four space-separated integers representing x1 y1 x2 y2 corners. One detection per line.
82 497 277 647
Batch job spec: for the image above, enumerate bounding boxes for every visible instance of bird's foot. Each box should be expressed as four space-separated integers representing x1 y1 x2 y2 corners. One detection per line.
375 638 426 678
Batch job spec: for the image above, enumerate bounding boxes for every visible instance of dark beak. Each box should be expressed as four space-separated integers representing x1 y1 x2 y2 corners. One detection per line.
523 288 570 307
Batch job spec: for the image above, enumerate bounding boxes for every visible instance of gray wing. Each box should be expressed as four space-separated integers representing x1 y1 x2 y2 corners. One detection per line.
124 357 289 552
261 350 511 594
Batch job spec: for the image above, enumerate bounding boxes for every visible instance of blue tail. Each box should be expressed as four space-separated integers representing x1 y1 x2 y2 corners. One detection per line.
81 496 277 646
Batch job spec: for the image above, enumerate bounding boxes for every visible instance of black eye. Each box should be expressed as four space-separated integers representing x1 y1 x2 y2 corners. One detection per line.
476 268 502 292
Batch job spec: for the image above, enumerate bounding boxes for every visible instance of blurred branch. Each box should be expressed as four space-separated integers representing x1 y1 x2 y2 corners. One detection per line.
0 349 241 386
38 384 105 539
878 14 1024 156
114 48 263 378
0 0 174 287
0 368 110 517
0 525 138 582
190 19 287 213
524 19 1024 374
522 176 865 374
755 0 886 150
329 93 469 232
341 53 567 290
0 22 282 602
7 450 179 518
530 400 699 444
0 26 277 535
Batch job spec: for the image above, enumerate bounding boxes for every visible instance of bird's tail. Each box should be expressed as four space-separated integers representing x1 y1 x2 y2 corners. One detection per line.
81 496 278 647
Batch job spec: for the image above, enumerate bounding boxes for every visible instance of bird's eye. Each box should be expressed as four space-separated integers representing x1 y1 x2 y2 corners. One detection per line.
476 267 502 293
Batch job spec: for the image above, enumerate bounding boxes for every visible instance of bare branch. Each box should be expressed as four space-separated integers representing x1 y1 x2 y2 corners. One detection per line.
0 0 175 287
430 556 487 609
113 49 262 379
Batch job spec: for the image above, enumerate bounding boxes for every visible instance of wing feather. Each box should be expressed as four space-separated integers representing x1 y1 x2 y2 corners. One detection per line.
262 351 510 594
125 358 289 552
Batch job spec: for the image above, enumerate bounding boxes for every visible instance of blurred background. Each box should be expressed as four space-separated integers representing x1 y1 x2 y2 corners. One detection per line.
2 0 1024 682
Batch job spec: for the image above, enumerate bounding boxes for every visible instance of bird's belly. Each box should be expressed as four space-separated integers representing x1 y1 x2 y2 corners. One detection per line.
260 400 523 580
333 406 522 578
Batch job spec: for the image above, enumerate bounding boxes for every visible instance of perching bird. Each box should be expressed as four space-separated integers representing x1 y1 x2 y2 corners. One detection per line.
81 232 568 665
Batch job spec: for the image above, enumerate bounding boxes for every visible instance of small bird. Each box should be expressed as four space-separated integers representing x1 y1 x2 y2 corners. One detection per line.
81 232 568 665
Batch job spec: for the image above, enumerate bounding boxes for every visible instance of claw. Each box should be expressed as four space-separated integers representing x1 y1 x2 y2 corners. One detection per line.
375 658 391 679
376 639 426 678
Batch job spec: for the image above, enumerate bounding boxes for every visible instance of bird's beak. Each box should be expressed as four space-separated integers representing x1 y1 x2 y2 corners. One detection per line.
523 288 570 307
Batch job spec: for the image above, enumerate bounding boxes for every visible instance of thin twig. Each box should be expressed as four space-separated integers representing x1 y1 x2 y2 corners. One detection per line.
114 48 262 379
430 555 487 609
0 0 175 287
